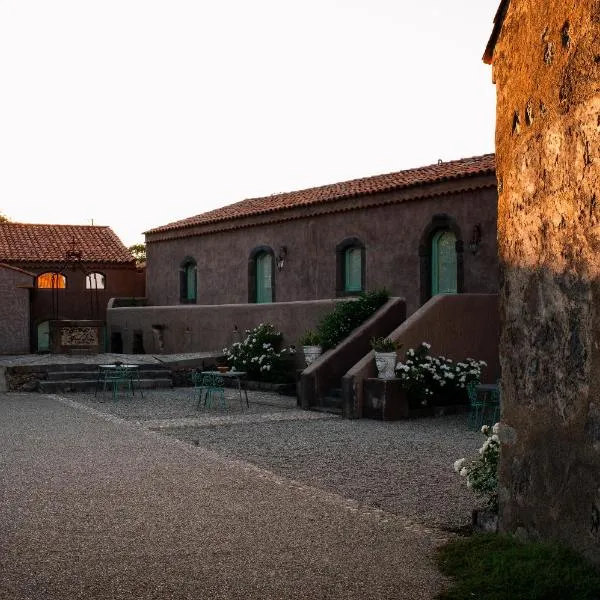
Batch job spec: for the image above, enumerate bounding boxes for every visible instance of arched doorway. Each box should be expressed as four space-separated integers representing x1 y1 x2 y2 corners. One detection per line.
431 230 458 295
419 214 464 304
256 252 273 303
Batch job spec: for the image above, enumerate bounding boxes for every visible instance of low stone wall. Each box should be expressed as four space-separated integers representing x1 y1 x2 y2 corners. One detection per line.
107 299 344 355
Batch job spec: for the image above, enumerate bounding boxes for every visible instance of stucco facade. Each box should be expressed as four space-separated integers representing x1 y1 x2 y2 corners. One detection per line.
145 165 498 316
0 264 33 355
488 0 600 562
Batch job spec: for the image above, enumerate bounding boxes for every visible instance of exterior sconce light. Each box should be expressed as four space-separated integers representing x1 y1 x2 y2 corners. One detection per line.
277 246 287 271
469 225 482 254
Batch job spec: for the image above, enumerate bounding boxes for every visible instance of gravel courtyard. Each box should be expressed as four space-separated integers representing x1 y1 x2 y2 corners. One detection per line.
71 386 484 531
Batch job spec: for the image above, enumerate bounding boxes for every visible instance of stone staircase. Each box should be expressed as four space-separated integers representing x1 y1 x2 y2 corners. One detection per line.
38 363 173 393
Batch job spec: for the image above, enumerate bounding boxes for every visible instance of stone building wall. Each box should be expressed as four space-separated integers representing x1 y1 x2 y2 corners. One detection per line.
0 265 33 354
145 181 498 316
491 0 600 561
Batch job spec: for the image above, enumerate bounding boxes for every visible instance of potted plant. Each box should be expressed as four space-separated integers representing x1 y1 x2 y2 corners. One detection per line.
299 330 322 366
371 337 399 379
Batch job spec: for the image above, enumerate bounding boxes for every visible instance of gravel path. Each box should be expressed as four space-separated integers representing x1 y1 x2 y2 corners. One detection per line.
0 392 457 599
65 388 484 531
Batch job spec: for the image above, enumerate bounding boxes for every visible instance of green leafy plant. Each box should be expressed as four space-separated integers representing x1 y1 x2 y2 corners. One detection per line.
454 423 500 512
370 336 399 352
222 323 295 383
316 289 389 351
299 330 321 346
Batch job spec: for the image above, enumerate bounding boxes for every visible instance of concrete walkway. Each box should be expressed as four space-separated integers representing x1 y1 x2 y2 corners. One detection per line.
0 393 450 600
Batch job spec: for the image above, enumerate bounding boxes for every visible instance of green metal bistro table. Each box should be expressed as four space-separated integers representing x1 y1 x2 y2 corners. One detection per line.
199 370 249 410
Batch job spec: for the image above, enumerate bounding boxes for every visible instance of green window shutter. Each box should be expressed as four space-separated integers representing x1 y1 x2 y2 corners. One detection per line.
256 253 273 303
344 247 362 292
186 265 197 301
431 231 457 295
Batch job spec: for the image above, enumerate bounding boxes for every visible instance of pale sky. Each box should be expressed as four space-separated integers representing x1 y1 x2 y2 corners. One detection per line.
0 1 498 248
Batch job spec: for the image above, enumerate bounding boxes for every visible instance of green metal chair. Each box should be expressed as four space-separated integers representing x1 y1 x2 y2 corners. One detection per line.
467 382 485 430
193 372 226 410
103 365 134 400
488 380 501 424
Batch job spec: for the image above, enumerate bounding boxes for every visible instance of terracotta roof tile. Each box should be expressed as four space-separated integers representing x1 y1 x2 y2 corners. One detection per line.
147 153 495 235
0 223 135 264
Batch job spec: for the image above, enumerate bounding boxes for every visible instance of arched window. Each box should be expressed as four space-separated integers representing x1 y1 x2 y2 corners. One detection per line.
248 246 275 303
85 272 105 290
431 230 457 295
179 257 197 303
37 272 66 289
336 238 365 296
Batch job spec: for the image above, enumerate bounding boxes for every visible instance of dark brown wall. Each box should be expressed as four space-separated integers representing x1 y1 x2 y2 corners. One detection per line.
12 262 143 351
108 299 344 355
0 267 32 354
145 181 498 315
492 1 600 562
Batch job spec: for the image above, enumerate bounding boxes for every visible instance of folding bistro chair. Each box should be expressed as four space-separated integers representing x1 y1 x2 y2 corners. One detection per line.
103 365 134 400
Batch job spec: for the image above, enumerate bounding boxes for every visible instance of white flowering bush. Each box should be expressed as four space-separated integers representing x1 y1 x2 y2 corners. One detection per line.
454 423 500 512
394 342 487 407
222 323 296 383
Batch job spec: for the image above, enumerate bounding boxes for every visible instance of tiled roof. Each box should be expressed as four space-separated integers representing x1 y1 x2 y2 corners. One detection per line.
483 0 510 64
0 223 135 264
147 153 496 235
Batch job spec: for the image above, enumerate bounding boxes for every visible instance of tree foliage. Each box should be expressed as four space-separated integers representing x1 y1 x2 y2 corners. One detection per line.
128 243 146 265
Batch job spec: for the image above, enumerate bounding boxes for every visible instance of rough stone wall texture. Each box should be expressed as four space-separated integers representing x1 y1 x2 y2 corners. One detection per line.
145 183 498 316
0 266 32 354
492 0 600 561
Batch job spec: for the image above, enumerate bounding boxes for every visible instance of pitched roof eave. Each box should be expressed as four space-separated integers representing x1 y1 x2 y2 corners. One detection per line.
146 153 495 238
483 0 511 64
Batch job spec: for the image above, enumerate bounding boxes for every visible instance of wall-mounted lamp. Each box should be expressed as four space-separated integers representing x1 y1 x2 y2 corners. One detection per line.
277 246 288 271
469 225 482 254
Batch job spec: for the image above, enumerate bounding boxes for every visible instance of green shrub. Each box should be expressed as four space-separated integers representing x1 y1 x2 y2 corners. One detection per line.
298 329 321 346
316 289 389 351
370 336 400 352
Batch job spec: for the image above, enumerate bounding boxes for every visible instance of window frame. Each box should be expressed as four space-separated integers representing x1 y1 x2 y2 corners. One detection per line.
336 237 365 297
36 272 67 289
85 272 106 290
248 246 275 304
179 257 197 304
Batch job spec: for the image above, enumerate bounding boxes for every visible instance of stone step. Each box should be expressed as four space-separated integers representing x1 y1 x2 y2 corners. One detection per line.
45 368 171 381
39 378 173 394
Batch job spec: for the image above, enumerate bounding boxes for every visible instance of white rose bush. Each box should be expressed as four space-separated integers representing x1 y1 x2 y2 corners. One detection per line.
454 423 500 512
222 323 296 383
394 342 487 407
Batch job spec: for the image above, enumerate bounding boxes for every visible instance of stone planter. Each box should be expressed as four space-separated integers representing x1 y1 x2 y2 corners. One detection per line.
374 351 397 379
363 378 409 420
302 345 322 366
472 509 499 533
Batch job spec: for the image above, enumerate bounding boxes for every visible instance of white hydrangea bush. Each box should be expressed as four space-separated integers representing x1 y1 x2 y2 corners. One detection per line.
222 323 295 382
394 342 487 406
454 423 500 512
